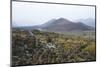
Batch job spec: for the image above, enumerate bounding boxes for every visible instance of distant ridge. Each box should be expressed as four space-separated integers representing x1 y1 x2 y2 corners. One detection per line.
76 18 95 27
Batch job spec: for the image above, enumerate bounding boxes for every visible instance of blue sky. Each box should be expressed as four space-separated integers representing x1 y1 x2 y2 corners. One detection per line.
12 2 95 26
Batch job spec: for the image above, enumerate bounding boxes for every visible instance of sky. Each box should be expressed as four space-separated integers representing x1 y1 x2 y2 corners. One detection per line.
12 1 95 27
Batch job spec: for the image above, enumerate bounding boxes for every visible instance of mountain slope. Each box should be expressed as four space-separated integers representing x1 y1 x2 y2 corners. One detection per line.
41 19 56 27
41 18 94 32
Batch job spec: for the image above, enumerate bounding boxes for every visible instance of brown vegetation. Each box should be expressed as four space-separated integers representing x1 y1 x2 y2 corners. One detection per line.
12 29 96 66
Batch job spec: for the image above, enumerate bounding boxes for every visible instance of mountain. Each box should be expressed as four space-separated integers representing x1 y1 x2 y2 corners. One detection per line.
76 18 95 27
41 18 94 32
13 18 94 32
